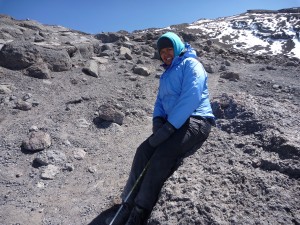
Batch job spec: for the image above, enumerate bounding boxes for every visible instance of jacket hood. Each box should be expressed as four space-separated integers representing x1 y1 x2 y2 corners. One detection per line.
157 32 185 57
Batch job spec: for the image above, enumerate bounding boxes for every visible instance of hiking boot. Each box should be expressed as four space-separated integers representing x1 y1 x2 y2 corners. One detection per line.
105 203 132 225
125 205 148 225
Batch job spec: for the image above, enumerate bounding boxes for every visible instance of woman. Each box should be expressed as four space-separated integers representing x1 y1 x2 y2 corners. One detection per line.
107 31 214 225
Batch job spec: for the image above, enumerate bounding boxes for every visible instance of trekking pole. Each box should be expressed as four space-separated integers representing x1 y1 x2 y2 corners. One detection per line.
109 160 150 225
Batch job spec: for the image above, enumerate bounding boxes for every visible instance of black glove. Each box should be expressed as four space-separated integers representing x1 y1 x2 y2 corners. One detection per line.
149 121 175 148
152 117 166 134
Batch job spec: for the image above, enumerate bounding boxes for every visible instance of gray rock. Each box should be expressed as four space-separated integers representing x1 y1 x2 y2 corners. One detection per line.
34 150 67 166
24 62 51 79
74 43 94 59
38 47 72 72
220 71 240 80
40 164 60 180
119 46 131 56
0 41 72 71
204 64 215 73
82 60 100 78
219 64 227 71
0 84 14 94
99 50 114 57
73 148 86 160
98 103 125 125
0 41 39 70
91 57 109 64
94 32 126 43
133 66 150 76
14 99 32 111
22 131 51 151
266 66 276 70
224 60 231 66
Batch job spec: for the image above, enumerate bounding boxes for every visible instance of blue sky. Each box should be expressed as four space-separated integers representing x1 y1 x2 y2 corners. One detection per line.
0 0 299 34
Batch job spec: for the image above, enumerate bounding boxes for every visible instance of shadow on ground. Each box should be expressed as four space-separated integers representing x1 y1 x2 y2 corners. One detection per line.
88 204 120 225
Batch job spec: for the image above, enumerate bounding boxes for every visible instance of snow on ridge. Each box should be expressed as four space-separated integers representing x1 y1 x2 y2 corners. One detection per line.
151 10 300 59
186 11 300 59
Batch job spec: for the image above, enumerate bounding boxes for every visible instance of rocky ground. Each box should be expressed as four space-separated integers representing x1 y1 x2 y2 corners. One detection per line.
0 14 299 225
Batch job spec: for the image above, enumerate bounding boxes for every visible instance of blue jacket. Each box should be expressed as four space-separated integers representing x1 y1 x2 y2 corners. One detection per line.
153 43 214 129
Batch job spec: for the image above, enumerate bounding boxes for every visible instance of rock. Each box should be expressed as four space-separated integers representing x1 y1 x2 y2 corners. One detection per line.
204 64 215 73
0 41 72 71
94 32 126 43
224 60 231 66
14 99 32 111
101 44 114 51
64 163 74 171
91 57 109 64
38 47 72 72
73 43 94 59
24 62 50 79
219 64 227 71
133 66 150 76
119 46 131 57
22 131 51 151
207 40 213 45
76 118 91 128
82 60 100 78
102 122 124 134
0 84 14 94
285 61 297 67
22 93 32 101
98 103 125 125
34 150 67 166
273 84 281 89
266 66 276 70
99 50 114 57
40 164 60 180
129 76 138 81
0 41 39 70
220 71 240 80
179 32 198 42
73 148 86 160
29 125 39 132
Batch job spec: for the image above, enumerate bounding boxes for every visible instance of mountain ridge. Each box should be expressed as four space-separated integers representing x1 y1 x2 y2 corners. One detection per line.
145 7 300 60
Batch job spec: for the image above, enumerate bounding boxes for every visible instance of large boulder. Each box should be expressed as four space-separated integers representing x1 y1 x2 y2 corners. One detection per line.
38 46 72 72
0 41 39 70
0 41 72 71
94 32 126 43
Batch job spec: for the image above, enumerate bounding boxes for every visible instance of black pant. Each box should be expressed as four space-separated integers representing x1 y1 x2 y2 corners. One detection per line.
121 117 211 211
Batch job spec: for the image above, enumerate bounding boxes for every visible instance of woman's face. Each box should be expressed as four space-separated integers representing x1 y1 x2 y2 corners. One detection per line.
160 47 174 66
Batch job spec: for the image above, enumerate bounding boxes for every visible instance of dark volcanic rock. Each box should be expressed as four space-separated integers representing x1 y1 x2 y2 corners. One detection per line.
94 32 126 43
37 47 72 72
0 41 72 71
0 41 40 70
24 62 51 79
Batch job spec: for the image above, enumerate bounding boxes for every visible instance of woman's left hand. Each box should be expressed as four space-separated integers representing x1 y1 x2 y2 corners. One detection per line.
149 121 175 147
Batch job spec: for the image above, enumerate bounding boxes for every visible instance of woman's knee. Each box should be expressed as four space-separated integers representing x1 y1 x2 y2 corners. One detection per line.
136 138 155 159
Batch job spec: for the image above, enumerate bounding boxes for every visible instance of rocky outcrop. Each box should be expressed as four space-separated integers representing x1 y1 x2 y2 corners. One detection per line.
0 41 40 70
0 41 72 71
94 32 127 43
